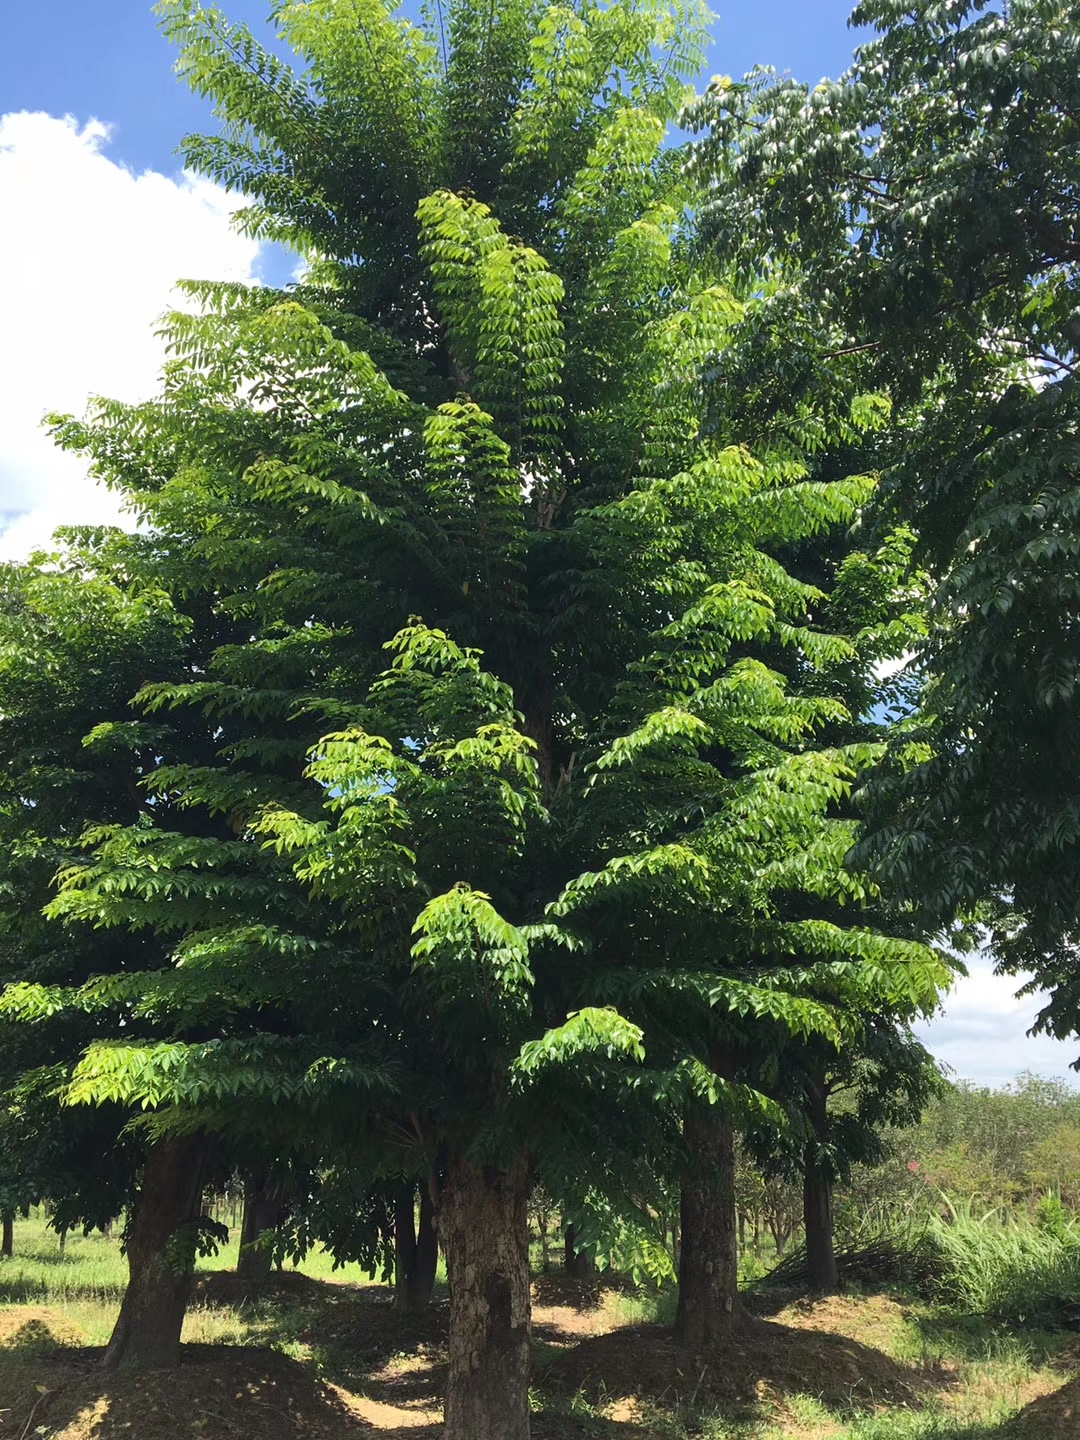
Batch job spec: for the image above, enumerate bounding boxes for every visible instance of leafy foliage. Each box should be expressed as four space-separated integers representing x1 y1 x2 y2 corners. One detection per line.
686 0 1080 1053
0 0 953 1341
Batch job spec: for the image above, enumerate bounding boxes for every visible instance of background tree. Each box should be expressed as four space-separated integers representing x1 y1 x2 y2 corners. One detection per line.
0 553 202 1275
684 0 1080 1054
0 548 303 1368
752 1017 942 1293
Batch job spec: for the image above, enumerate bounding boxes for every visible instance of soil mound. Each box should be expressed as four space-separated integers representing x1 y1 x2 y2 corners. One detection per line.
194 1269 326 1309
531 1275 606 1313
0 1343 377 1440
543 1315 927 1413
0 1305 87 1351
302 1285 448 1362
769 1293 914 1355
1004 1373 1080 1438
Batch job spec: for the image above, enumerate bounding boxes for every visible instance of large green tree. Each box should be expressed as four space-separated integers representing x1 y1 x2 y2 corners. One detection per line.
0 1 946 1431
0 548 282 1366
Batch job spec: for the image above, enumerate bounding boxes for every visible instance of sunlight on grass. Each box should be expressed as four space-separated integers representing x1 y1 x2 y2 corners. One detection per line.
0 1208 384 1353
607 1284 678 1328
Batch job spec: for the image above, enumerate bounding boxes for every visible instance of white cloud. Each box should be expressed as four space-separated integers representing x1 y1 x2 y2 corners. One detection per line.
873 650 915 681
916 950 1080 1089
0 112 263 559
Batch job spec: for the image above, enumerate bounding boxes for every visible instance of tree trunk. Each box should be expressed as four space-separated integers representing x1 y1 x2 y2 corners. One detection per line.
563 1223 596 1281
676 1054 743 1348
237 1168 284 1285
804 1141 839 1294
414 1184 438 1307
1 1212 12 1258
440 1153 531 1440
102 1134 209 1373
540 1213 550 1273
395 1182 438 1315
394 1185 418 1309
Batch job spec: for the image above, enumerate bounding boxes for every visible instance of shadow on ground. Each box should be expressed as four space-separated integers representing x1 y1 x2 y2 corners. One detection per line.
288 1281 450 1411
0 1340 379 1440
5 1279 1080 1440
541 1313 935 1413
1001 1373 1080 1439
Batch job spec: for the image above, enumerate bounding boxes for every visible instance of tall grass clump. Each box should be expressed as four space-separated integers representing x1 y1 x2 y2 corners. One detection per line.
752 1205 939 1296
925 1196 1080 1328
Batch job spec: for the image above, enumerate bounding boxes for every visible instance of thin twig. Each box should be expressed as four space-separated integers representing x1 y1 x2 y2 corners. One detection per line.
689 1364 709 1406
18 1389 50 1440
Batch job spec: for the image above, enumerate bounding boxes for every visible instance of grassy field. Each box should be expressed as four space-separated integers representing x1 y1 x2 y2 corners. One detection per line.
0 1211 1077 1439
0 1210 391 1345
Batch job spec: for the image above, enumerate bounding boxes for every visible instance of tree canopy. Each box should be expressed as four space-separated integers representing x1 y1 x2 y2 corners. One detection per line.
9 0 1055 1431
686 0 1080 1052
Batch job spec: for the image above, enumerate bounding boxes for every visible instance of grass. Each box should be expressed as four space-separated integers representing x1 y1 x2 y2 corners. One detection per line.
0 1208 388 1348
922 1200 1080 1329
1 1208 1076 1438
606 1281 678 1328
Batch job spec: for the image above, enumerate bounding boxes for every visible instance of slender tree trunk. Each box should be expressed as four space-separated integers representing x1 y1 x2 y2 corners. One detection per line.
563 1223 596 1281
440 1153 531 1440
103 1134 209 1373
767 1216 792 1256
1 1212 12 1258
417 1186 440 1301
676 1052 743 1348
414 1184 438 1306
395 1182 438 1315
804 1081 839 1294
394 1185 418 1309
803 1158 839 1293
236 1168 284 1285
540 1212 550 1273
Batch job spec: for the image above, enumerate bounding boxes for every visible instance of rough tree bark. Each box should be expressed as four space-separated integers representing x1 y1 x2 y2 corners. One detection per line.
676 1051 743 1348
236 1168 285 1286
440 1153 531 1440
102 1134 210 1372
1 1212 12 1258
803 1082 839 1293
394 1182 438 1315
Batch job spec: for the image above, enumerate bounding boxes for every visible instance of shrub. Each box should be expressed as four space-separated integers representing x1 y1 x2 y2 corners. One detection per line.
923 1197 1080 1329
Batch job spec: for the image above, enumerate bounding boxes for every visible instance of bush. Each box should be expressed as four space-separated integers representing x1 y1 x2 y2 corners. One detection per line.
923 1197 1080 1329
751 1193 1080 1330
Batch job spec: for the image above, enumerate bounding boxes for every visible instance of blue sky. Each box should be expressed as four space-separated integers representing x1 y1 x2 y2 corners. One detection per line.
1 0 1077 1093
2 0 860 183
